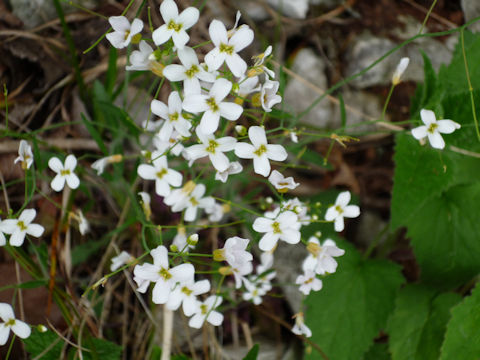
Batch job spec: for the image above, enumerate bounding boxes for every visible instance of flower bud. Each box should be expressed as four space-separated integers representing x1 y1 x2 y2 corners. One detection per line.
235 125 247 136
219 266 233 275
187 234 199 246
37 325 48 333
213 249 225 262
392 57 410 85
307 241 320 256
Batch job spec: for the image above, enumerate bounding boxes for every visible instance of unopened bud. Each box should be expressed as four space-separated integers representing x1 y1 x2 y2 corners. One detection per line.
213 249 225 262
294 206 303 214
312 214 319 221
131 33 142 44
307 242 321 255
170 244 179 252
37 325 48 333
222 204 231 213
219 266 233 275
235 125 247 136
315 231 322 238
392 57 410 86
182 180 196 195
251 92 262 108
265 197 273 204
187 234 199 246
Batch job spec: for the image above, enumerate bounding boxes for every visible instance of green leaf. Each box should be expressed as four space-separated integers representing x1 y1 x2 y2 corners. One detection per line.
304 241 404 360
387 285 461 360
405 183 480 287
24 330 63 359
362 343 390 360
411 51 438 115
243 344 259 360
79 338 122 360
81 114 108 154
440 282 480 360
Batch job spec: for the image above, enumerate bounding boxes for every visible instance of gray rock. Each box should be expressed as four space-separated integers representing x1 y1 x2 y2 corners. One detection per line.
354 211 388 249
236 0 309 20
462 0 480 32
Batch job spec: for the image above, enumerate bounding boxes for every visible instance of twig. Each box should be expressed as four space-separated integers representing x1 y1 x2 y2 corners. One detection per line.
161 306 174 360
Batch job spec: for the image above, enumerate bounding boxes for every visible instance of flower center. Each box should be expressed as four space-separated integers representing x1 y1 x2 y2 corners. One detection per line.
206 140 219 154
252 289 258 296
181 286 193 296
5 318 15 327
124 30 130 40
200 304 208 314
427 123 438 134
190 197 199 207
305 278 313 284
185 65 199 78
335 205 344 214
156 168 168 179
169 112 179 122
158 267 172 280
253 144 267 157
17 220 27 231
167 19 183 32
206 97 219 112
271 221 281 234
60 169 71 176
219 43 234 55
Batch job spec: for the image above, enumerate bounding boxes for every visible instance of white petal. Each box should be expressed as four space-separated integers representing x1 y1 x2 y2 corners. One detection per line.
178 46 198 67
437 120 460 134
253 217 273 233
205 48 225 71
160 0 178 22
26 224 44 238
230 26 254 52
336 191 351 207
166 169 183 187
151 245 169 268
10 230 26 247
253 155 270 177
266 144 287 161
130 18 144 35
334 216 345 232
210 78 232 102
182 296 197 317
259 232 279 251
51 175 66 192
189 313 205 329
19 209 36 224
48 157 63 172
178 7 199 30
64 154 77 171
109 16 130 32
0 303 14 321
249 126 267 147
234 143 255 159
137 164 157 180
152 281 171 304
151 99 169 119
171 263 195 284
411 125 428 140
420 109 436 125
280 229 301 244
66 174 80 189
226 53 247 78
208 19 228 47
210 152 230 172
343 205 360 218
427 131 445 149
172 30 189 50
184 77 201 96
219 102 243 120
207 311 223 326
217 137 237 152
152 25 172 46
155 179 171 196
0 325 10 346
0 220 16 234
199 111 220 134
12 320 31 339
183 95 209 113
192 279 210 295
324 206 339 222
163 64 187 82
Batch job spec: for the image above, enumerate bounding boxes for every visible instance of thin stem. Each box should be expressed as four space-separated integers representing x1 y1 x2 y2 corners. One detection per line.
381 84 396 121
5 334 16 360
419 0 438 34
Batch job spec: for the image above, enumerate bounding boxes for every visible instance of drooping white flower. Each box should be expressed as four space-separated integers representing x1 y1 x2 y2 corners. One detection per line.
0 219 6 247
215 161 243 183
164 180 196 212
324 191 360 232
126 40 154 71
138 192 152 220
392 57 410 85
184 128 237 172
0 303 31 345
268 170 299 193
165 182 214 222
411 109 461 150
106 16 143 49
249 46 275 79
74 210 89 235
189 296 223 329
48 155 80 192
296 270 322 295
290 131 298 143
152 92 191 141
163 46 216 95
260 79 282 113
0 209 44 247
242 278 267 305
14 140 33 170
235 126 287 177
91 154 123 175
133 245 194 304
291 313 312 338
205 19 254 77
183 78 243 134
152 0 199 50
235 76 260 103
166 279 210 316
111 251 134 271
303 237 345 275
253 211 301 251
137 151 183 197
214 236 253 288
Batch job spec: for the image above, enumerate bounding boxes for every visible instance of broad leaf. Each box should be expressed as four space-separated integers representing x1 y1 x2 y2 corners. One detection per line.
24 330 63 360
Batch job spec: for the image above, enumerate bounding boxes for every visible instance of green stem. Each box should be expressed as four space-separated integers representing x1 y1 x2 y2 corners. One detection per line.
419 0 438 34
5 334 16 360
381 84 396 121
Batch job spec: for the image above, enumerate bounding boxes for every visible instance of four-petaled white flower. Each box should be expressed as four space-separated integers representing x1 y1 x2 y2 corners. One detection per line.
183 78 243 134
183 184 215 222
324 191 360 232
91 154 122 175
167 279 210 316
303 237 345 275
184 129 237 172
268 170 299 193
260 79 282 113
189 295 223 329
126 40 154 71
133 245 194 304
152 0 199 50
214 236 253 288
296 269 322 295
0 209 44 247
106 16 143 49
215 161 243 183
163 47 216 95
14 140 33 170
235 126 287 177
253 211 301 251
49 155 80 192
0 303 31 345
411 109 461 150
111 251 134 271
291 313 312 338
242 278 266 305
137 151 183 197
205 19 254 78
152 91 191 141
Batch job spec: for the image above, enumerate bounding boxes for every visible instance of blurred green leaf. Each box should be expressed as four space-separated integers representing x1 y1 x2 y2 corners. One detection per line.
243 344 259 360
362 343 390 360
24 330 63 360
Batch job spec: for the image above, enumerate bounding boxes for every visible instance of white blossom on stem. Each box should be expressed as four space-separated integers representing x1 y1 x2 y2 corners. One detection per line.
49 155 80 192
242 278 266 305
167 279 210 316
0 303 31 345
253 211 301 251
324 191 360 232
137 151 183 197
14 140 33 170
411 109 460 150
189 296 223 329
126 40 154 71
296 270 322 295
268 170 299 192
91 154 123 175
152 91 191 141
291 313 312 338
303 237 345 275
0 209 44 247
392 57 410 85
260 79 282 112
111 251 134 271
106 16 143 49
215 161 243 183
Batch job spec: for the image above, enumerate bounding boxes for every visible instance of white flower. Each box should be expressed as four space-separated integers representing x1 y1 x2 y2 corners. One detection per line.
74 210 89 235
126 40 154 71
392 57 410 85
291 313 312 338
268 170 299 193
48 155 80 192
184 128 237 172
133 245 194 304
282 198 310 225
189 296 223 329
0 219 6 247
152 0 199 50
153 130 185 156
152 91 191 141
242 279 266 305
111 251 134 271
167 279 210 316
260 79 282 112
215 161 243 183
171 228 196 252
249 46 275 79
253 211 301 251
14 140 33 170
324 191 360 232
235 76 260 102
163 46 216 95
183 78 243 134
303 237 345 275
411 109 461 150
296 270 322 295
137 151 183 197
205 19 254 77
290 131 298 143
214 236 253 288
165 182 214 222
0 303 31 345
235 126 287 177
205 202 225 222
138 192 152 220
106 16 143 49
164 180 196 212
91 154 122 175
0 209 44 247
